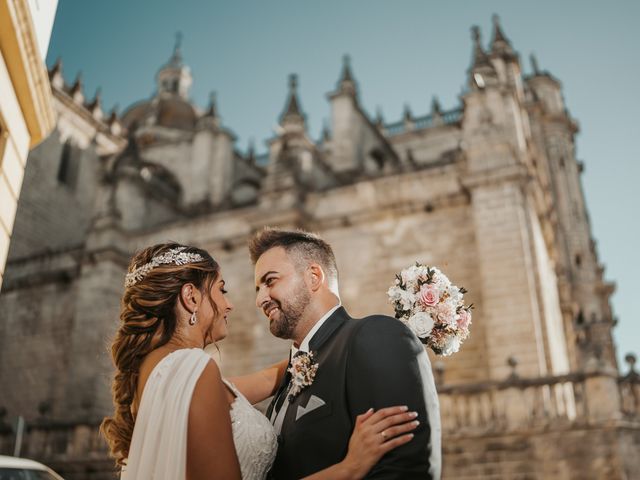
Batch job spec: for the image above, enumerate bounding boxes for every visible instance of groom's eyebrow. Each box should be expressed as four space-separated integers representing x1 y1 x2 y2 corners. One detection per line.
256 271 278 291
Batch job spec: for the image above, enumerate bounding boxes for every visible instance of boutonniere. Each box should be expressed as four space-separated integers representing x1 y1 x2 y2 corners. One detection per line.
288 351 319 401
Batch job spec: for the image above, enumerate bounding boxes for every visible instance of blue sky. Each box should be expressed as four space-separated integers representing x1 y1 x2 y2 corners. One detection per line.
46 0 639 368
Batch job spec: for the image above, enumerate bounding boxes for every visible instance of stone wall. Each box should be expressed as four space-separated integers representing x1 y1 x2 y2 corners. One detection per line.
0 253 79 420
7 131 101 260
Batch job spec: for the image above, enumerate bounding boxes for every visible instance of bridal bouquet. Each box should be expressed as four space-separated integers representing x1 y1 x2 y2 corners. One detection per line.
387 263 472 356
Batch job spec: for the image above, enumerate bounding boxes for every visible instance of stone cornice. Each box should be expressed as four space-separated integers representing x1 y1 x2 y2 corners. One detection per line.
460 162 531 190
102 163 467 252
0 0 56 146
53 88 125 148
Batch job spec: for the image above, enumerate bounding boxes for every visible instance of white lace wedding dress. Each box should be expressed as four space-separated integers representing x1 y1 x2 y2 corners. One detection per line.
121 348 278 480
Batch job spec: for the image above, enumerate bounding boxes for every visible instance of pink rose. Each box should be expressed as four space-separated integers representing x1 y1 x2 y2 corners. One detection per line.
418 284 440 307
457 309 471 330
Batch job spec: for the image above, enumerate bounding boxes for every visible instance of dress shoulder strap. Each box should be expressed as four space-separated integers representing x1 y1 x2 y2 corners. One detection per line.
222 378 240 397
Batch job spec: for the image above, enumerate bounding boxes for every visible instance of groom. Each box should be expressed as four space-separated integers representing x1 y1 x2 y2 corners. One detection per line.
251 228 441 479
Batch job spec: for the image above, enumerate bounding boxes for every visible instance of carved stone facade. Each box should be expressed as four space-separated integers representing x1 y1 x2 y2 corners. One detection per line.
0 16 637 479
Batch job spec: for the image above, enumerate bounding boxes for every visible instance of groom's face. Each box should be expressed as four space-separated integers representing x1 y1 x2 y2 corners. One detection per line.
254 246 311 339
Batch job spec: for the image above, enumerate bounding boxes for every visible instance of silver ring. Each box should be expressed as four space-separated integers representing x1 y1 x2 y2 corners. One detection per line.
380 431 387 440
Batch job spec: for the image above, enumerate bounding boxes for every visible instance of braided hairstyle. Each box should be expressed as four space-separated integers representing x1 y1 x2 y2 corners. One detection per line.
100 242 220 466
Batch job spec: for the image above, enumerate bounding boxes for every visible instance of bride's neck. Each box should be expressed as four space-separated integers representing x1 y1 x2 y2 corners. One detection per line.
164 333 204 351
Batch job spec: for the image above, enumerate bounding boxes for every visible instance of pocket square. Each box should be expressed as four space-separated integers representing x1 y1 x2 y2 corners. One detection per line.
296 395 326 421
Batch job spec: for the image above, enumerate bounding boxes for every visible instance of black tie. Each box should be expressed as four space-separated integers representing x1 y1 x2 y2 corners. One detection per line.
273 371 291 414
273 353 295 415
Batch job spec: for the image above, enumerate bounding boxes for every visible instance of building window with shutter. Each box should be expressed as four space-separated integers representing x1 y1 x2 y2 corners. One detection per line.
57 140 80 188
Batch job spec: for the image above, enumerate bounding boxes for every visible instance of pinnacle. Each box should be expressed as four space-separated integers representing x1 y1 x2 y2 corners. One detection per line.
490 14 514 55
205 91 218 118
375 107 384 126
403 104 413 121
471 26 492 69
431 96 442 115
335 54 358 97
169 32 184 68
530 53 541 75
340 54 354 83
281 74 304 122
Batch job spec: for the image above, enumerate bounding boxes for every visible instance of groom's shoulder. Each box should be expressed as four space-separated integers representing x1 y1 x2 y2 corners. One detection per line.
348 313 414 341
344 313 422 359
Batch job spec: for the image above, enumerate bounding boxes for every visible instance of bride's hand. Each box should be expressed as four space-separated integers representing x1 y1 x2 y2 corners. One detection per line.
342 406 419 479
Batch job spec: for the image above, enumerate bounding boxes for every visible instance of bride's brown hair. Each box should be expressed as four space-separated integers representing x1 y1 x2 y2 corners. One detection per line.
100 242 220 467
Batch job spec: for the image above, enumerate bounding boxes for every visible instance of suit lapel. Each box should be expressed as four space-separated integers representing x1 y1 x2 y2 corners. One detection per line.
308 306 349 353
279 307 350 433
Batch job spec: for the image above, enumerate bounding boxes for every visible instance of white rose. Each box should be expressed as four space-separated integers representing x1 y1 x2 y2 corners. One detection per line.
441 335 461 356
407 312 435 338
447 285 463 304
399 290 415 311
402 265 420 285
387 286 402 302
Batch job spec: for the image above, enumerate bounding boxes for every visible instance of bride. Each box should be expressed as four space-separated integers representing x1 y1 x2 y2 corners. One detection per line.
101 243 419 479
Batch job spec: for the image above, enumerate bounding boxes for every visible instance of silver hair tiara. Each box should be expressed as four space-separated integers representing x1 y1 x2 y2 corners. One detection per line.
124 247 206 288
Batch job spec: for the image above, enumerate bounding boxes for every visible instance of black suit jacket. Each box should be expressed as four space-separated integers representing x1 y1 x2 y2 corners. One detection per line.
267 307 440 479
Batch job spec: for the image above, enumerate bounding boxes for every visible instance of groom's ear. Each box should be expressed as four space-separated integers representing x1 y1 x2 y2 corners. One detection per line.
307 263 325 292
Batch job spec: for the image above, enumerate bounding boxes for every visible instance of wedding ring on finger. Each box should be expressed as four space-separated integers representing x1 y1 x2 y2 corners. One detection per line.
380 430 388 441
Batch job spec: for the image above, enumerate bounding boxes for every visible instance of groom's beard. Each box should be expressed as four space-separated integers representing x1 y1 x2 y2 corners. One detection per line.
267 285 311 339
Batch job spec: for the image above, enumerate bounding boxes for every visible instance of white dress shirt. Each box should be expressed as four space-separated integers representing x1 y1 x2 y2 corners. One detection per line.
292 303 341 355
272 303 341 432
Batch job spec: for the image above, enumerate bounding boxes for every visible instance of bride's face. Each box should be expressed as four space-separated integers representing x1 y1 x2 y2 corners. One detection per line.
200 272 233 344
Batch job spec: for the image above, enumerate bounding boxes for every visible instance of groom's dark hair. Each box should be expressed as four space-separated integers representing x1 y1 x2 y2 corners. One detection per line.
249 227 338 282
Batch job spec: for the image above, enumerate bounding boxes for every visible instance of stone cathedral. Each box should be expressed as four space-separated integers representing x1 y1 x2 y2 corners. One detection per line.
1 16 638 479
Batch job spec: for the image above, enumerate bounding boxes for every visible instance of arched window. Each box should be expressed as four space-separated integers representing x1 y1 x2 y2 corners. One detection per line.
57 140 80 188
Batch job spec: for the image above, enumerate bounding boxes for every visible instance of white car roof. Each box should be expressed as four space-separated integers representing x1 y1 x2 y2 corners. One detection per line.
0 455 48 469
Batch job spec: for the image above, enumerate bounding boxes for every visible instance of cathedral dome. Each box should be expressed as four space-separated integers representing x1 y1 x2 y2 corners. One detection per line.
121 96 198 131
121 36 198 132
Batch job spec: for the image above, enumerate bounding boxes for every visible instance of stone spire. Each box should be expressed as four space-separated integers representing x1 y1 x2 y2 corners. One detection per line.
403 104 413 122
279 74 305 130
49 57 64 89
431 96 443 125
87 88 103 120
375 107 385 128
198 91 221 129
321 121 331 143
431 96 442 115
336 55 358 97
168 32 183 68
247 139 256 163
530 53 541 75
471 26 492 70
108 104 122 135
70 72 84 104
469 26 497 89
156 32 192 99
490 14 514 56
204 91 218 118
403 104 414 131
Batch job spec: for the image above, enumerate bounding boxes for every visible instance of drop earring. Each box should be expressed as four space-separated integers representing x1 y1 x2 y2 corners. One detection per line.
189 310 198 326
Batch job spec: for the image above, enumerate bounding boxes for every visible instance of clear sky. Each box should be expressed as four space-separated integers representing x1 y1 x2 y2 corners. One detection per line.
46 0 639 369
